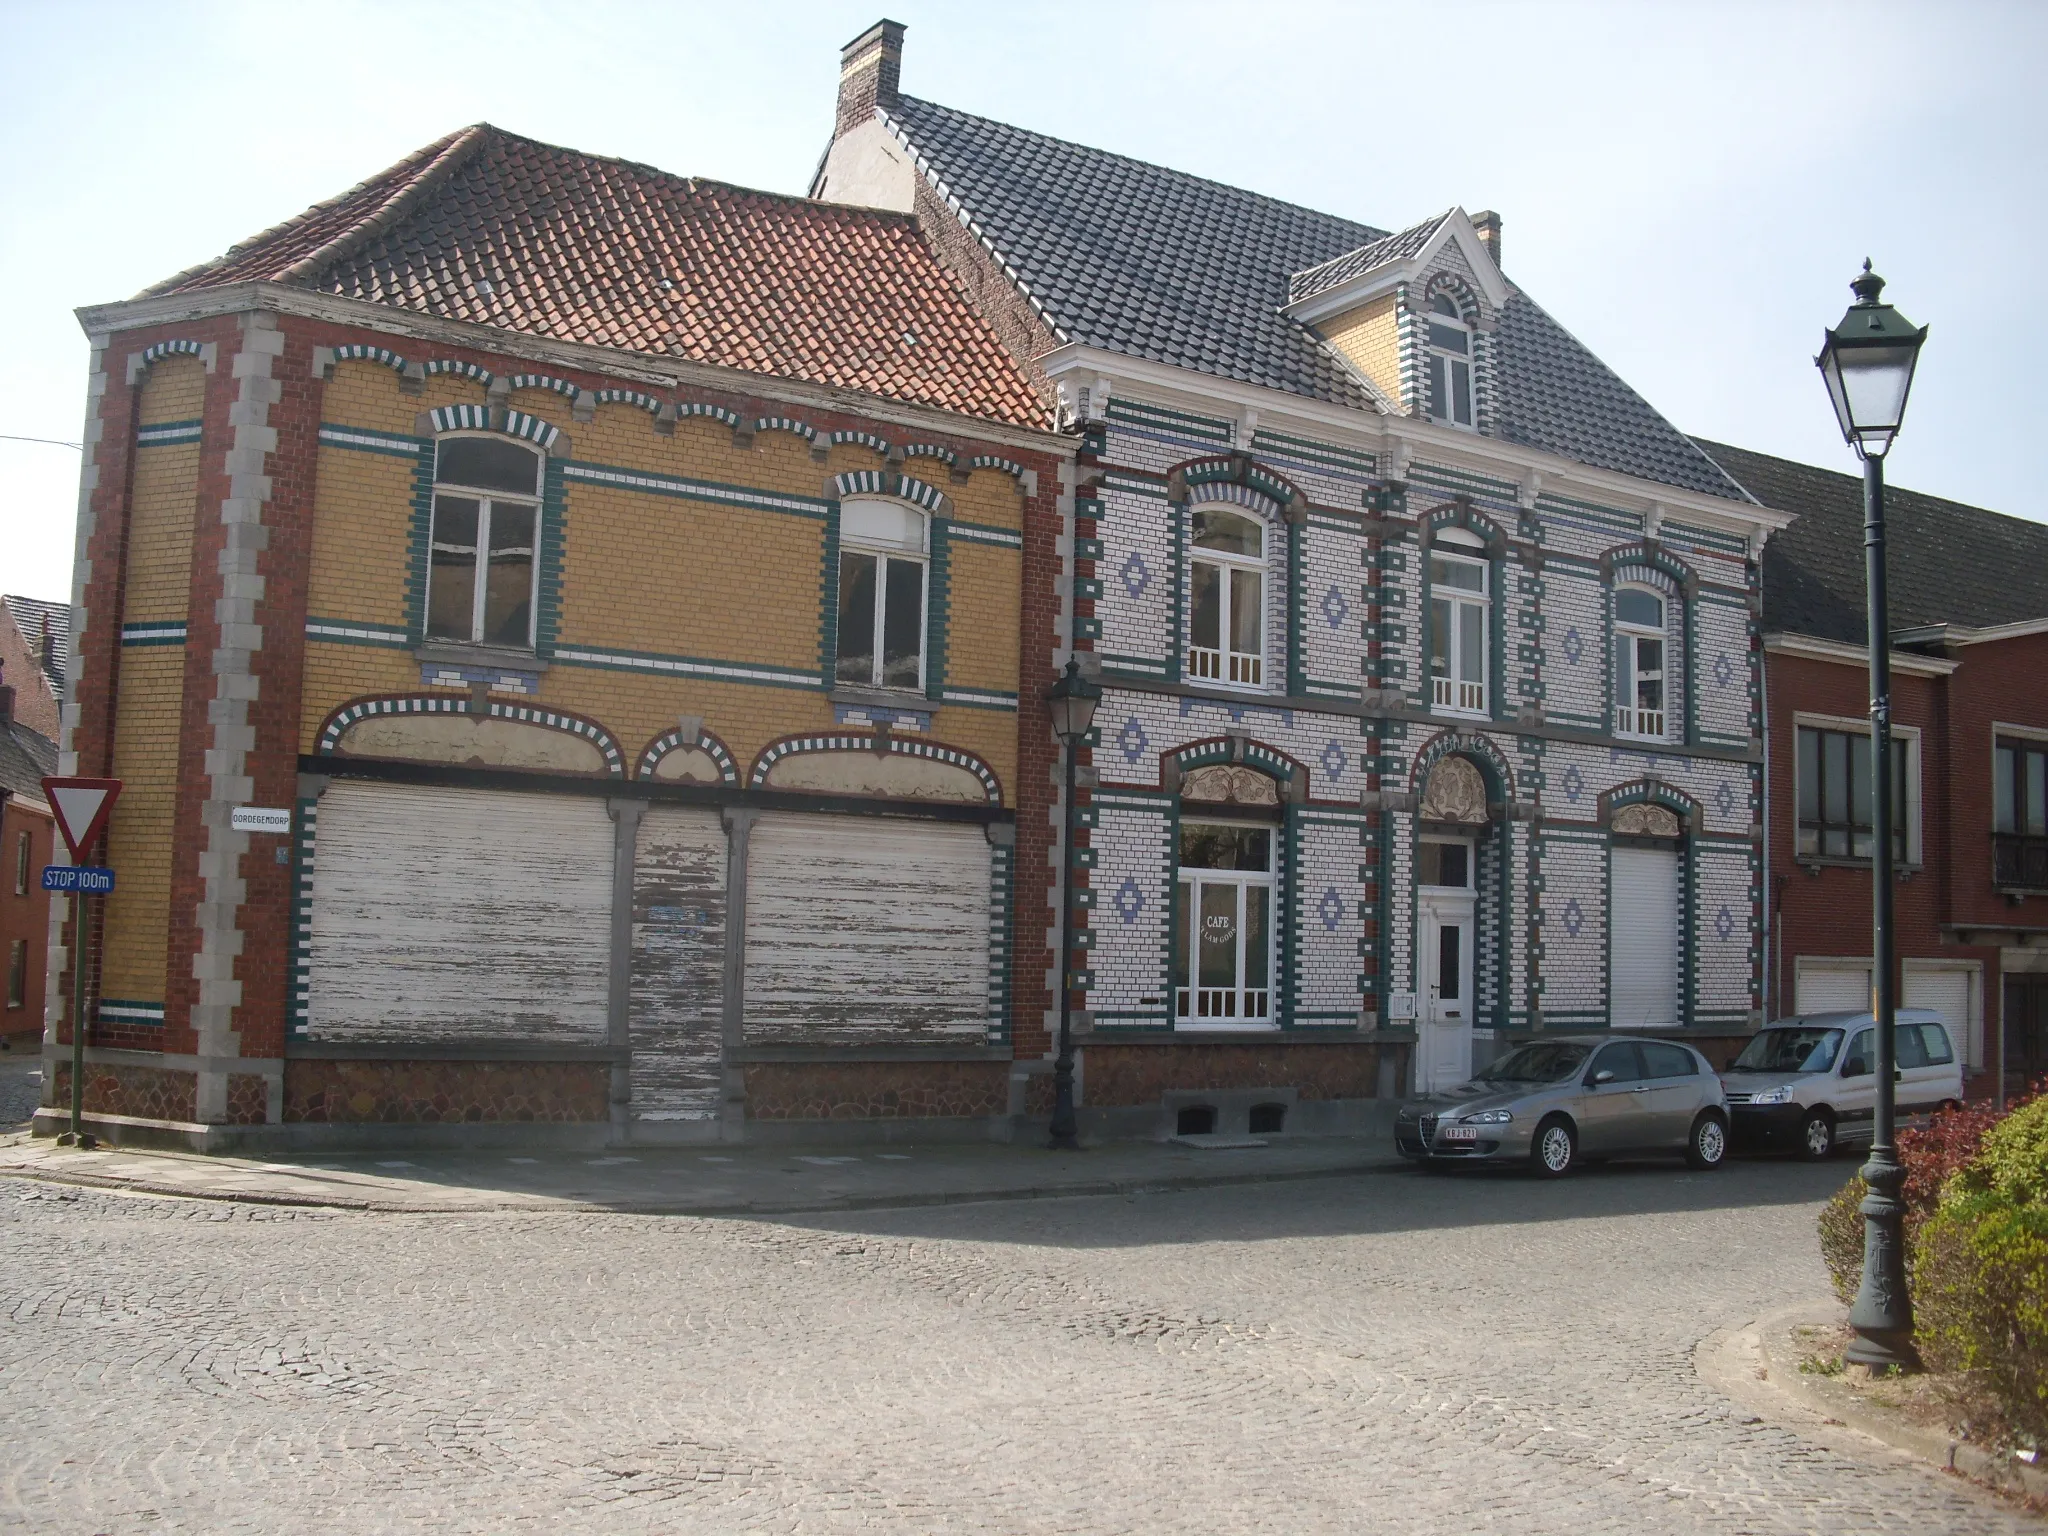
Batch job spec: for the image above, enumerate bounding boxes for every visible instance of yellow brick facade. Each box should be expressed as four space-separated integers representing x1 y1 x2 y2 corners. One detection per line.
101 648 184 1006
1319 294 1402 408
302 358 1031 798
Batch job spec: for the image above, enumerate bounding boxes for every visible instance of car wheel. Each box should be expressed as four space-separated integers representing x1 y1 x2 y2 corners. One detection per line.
1686 1111 1728 1170
1531 1117 1577 1178
1798 1109 1835 1162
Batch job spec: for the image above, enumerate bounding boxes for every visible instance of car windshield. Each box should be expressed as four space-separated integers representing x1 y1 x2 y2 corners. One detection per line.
1478 1043 1590 1084
1731 1027 1844 1074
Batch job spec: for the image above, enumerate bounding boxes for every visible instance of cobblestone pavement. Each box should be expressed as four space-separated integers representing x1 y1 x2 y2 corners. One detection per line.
0 1159 2032 1534
0 1059 41 1132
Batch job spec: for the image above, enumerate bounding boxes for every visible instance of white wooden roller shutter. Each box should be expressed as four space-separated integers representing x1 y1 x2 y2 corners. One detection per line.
1904 966 1974 1066
744 812 990 1046
1797 961 1872 1017
1609 846 1679 1029
630 807 727 1121
306 781 613 1043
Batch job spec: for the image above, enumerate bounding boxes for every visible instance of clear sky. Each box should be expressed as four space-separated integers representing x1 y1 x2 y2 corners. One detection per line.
2 0 2041 603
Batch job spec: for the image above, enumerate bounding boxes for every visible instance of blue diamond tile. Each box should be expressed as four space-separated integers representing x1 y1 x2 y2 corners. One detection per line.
1562 897 1584 938
1320 584 1349 629
1714 780 1734 817
1562 764 1584 804
1714 903 1735 942
1115 877 1145 924
1120 550 1150 599
1321 740 1347 780
1562 626 1583 664
1118 716 1149 764
1318 887 1346 931
1713 652 1734 688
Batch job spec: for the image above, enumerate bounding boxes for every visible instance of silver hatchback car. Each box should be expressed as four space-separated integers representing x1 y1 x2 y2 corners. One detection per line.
1395 1035 1731 1176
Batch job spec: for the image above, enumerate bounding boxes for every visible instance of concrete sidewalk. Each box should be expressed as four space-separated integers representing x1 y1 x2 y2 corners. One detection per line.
0 1130 1400 1215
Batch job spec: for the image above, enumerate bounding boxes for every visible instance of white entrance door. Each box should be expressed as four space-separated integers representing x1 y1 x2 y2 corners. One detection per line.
1610 846 1680 1029
1418 895 1476 1091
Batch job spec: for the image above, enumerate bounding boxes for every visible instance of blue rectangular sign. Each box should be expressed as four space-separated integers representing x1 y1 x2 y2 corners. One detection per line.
42 866 114 894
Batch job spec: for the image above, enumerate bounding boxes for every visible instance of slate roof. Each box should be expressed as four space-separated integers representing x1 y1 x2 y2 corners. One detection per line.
138 125 1045 430
0 718 56 807
880 96 1748 501
1287 213 1450 305
3 595 69 698
1695 438 2048 644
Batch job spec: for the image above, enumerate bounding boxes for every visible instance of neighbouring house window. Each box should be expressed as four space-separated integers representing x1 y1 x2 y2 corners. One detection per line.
1424 292 1475 428
1187 507 1265 687
427 436 542 647
12 830 26 896
5 940 23 1008
1994 736 2048 887
1613 586 1667 739
836 499 928 690
1428 532 1488 715
1797 724 1907 861
1175 821 1274 1026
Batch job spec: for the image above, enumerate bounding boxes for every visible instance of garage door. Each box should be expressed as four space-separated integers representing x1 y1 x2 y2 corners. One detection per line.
744 812 992 1046
305 781 613 1043
1796 961 1871 1016
1610 847 1679 1028
630 807 727 1122
1904 966 1974 1067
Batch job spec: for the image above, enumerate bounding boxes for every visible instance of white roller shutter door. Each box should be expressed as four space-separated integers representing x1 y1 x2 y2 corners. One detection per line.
1610 847 1679 1028
1797 961 1872 1017
1904 966 1974 1066
306 781 613 1043
744 812 991 1046
630 807 727 1121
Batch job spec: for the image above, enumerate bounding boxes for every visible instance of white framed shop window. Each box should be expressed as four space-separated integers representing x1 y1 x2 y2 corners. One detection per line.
1175 820 1276 1027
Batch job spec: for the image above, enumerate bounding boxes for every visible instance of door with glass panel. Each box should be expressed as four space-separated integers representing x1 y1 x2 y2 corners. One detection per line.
1175 821 1274 1027
1416 836 1476 1090
1186 507 1265 687
1428 541 1487 715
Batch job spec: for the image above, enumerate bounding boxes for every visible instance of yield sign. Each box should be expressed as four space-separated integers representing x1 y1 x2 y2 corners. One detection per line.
40 777 122 861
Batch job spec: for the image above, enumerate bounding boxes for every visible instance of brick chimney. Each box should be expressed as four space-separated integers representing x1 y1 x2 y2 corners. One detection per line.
836 19 906 137
1471 210 1503 271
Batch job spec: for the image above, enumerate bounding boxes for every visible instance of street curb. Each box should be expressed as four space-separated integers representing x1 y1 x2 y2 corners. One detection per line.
0 1152 1400 1218
1698 1301 2047 1506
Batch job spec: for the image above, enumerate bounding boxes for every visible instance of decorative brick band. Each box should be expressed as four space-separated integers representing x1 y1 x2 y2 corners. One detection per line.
831 470 951 518
594 389 663 413
330 344 407 372
968 454 1025 479
506 373 581 397
903 443 958 468
944 519 1023 549
831 429 890 453
749 731 1002 804
501 411 560 450
681 402 741 426
97 999 166 1027
119 622 187 647
424 359 495 385
124 338 216 385
636 724 739 783
304 617 410 649
316 694 624 776
753 415 817 442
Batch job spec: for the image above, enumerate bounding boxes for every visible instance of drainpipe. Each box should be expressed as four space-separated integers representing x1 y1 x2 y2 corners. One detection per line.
1759 641 1772 1022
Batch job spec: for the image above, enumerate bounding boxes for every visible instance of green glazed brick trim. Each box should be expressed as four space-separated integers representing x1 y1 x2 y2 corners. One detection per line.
564 461 829 521
403 439 435 641
817 501 841 687
1101 471 1169 499
1075 538 1104 560
135 419 202 448
304 619 410 649
1105 397 1233 444
925 519 950 702
319 422 427 459
552 643 822 692
534 457 567 656
287 794 319 1038
986 842 1014 1044
1252 427 1376 476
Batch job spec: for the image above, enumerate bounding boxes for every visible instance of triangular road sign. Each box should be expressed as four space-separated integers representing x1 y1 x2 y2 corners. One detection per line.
41 777 122 861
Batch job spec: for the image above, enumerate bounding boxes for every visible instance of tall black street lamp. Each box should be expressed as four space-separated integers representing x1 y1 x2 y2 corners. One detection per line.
1046 657 1101 1150
1815 261 1929 1370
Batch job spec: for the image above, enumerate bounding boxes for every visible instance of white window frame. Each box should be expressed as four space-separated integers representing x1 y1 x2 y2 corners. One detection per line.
1613 583 1669 741
1428 535 1489 717
1417 834 1476 891
1186 504 1266 690
836 499 930 693
1423 293 1476 429
1175 820 1276 1029
1793 710 1922 866
426 433 543 650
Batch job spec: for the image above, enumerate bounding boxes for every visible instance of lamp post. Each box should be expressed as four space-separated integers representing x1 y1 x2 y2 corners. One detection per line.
1046 657 1101 1150
1816 261 1929 1371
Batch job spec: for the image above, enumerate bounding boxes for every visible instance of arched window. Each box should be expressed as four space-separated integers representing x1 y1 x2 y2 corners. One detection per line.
1187 506 1265 687
428 435 542 648
836 499 928 690
1425 292 1475 428
1428 527 1488 716
1613 585 1667 739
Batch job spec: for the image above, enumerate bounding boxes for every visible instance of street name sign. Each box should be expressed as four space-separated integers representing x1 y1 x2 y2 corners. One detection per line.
39 777 122 860
42 866 114 894
230 806 292 834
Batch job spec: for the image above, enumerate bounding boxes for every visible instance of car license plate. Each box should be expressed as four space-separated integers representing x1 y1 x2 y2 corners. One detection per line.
1442 1125 1479 1141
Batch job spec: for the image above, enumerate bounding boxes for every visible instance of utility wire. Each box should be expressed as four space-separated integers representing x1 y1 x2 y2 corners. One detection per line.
0 433 83 449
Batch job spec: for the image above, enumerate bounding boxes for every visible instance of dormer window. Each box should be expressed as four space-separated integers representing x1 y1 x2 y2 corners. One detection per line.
1424 293 1475 428
1187 506 1265 688
1613 586 1667 739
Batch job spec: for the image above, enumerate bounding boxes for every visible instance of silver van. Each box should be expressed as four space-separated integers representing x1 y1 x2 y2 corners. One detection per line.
1720 1009 1965 1159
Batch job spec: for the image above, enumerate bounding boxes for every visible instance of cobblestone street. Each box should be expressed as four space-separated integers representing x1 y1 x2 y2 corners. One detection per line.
0 1157 2032 1534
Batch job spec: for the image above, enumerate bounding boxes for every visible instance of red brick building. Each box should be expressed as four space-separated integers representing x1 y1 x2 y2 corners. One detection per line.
0 673 57 1049
1701 441 2048 1098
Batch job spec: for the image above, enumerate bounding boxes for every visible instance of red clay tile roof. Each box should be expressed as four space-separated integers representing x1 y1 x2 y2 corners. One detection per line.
144 125 1046 430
